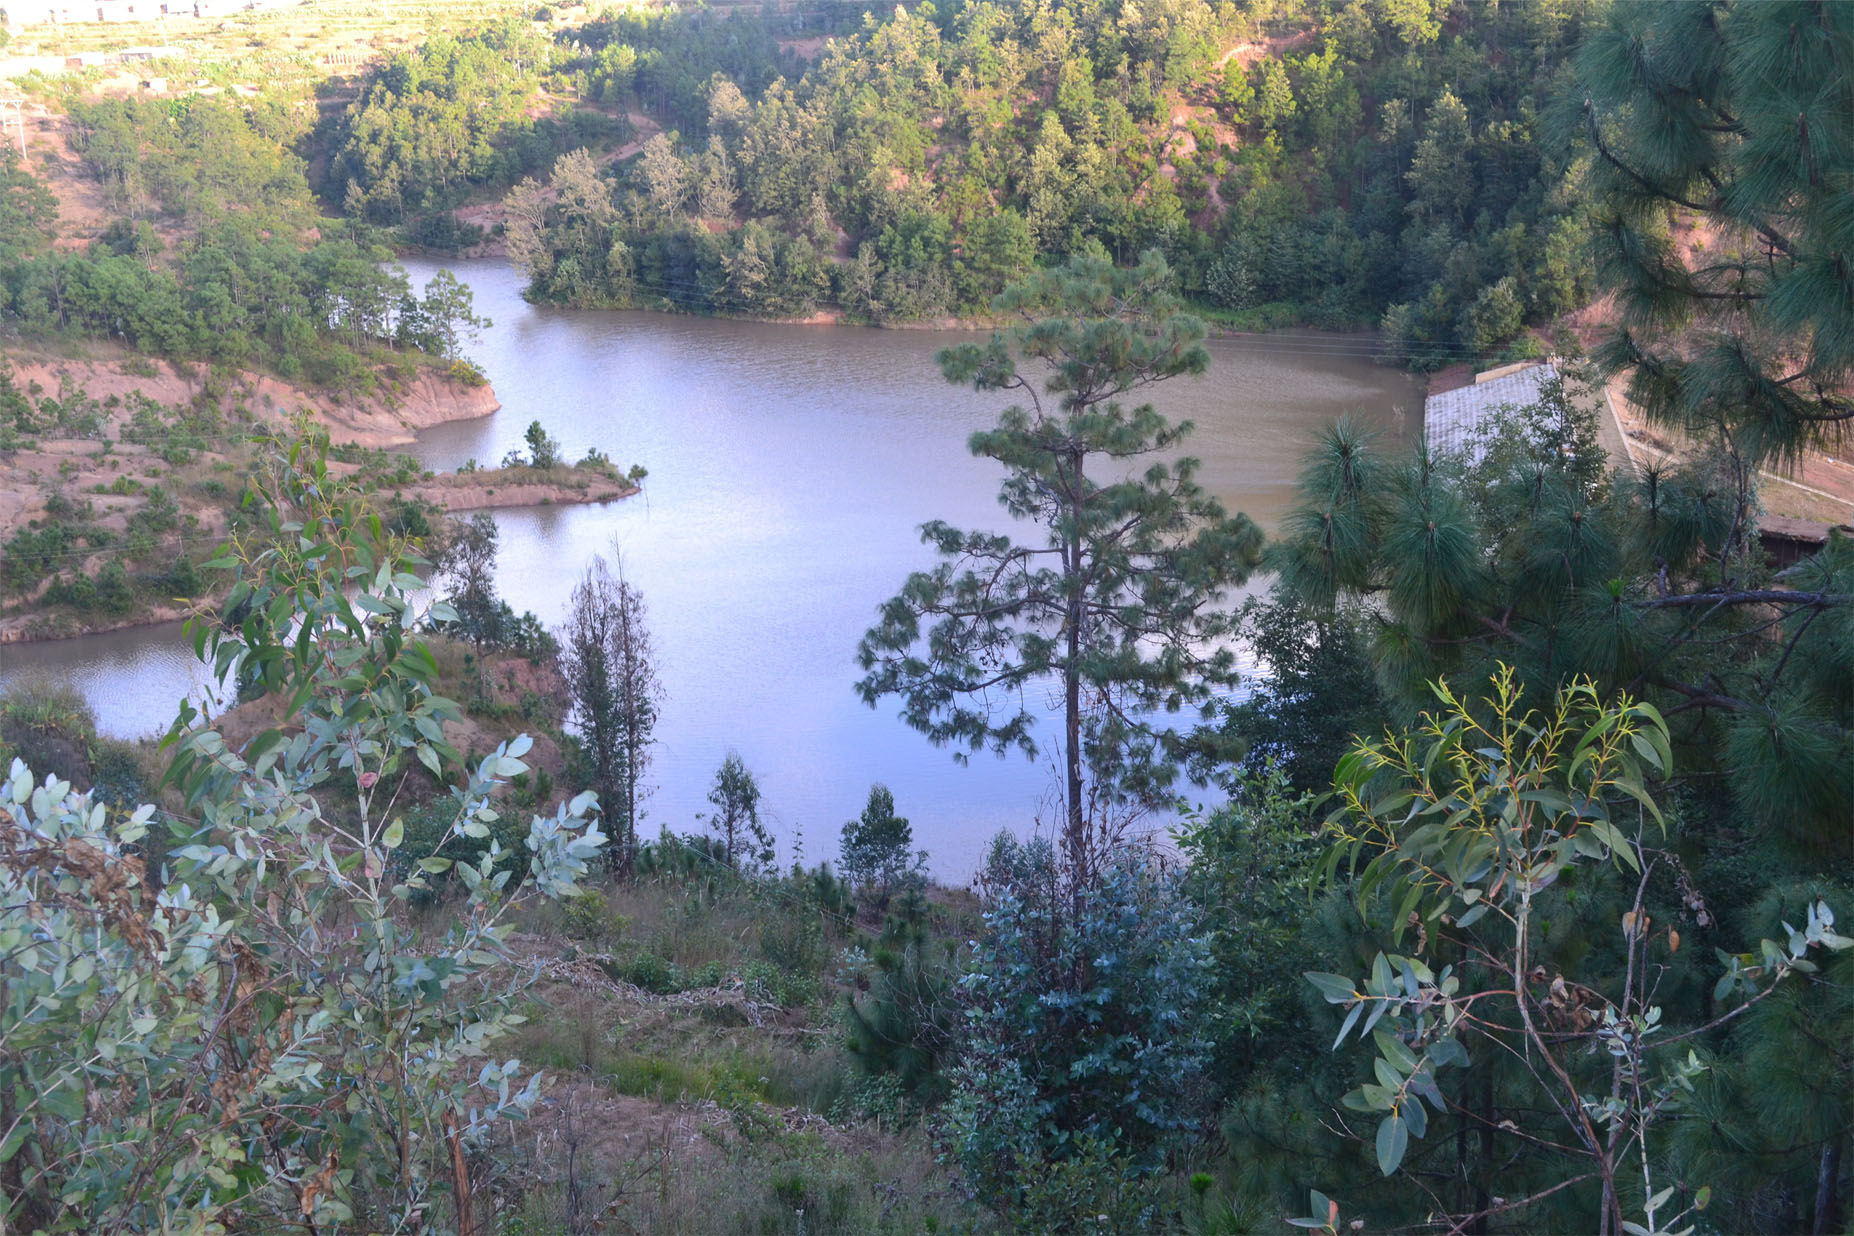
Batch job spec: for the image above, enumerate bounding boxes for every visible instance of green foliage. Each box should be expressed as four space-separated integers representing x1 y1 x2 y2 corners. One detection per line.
69 93 319 236
0 89 479 383
558 551 661 874
1011 1134 1162 1233
0 147 56 260
1204 583 1387 797
2 520 111 599
837 783 925 908
0 678 99 790
426 511 557 664
1567 0 1854 467
388 790 532 902
395 268 491 360
858 253 1263 865
1271 385 1854 853
843 890 959 1106
524 418 563 469
434 510 503 646
328 21 596 223
0 436 604 1232
511 0 1595 346
1176 768 1328 1074
1307 667 1850 1230
946 836 1212 1222
706 750 772 871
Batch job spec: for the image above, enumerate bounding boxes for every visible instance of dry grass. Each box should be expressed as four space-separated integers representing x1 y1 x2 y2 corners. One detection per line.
481 871 994 1236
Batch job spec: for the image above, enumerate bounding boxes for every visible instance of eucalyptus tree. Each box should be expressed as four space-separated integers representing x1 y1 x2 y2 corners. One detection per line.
0 436 604 1233
1305 669 1850 1235
435 511 504 651
856 252 1263 880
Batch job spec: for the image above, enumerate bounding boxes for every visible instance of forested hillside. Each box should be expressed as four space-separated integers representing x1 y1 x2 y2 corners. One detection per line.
4 2 1599 365
496 0 1594 360
0 85 482 389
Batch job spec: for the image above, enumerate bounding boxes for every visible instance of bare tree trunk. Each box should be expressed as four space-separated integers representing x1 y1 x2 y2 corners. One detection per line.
1815 1135 1843 1236
444 1111 476 1236
1063 447 1086 890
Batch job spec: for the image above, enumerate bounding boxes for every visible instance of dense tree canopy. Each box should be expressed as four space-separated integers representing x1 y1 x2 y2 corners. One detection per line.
328 20 613 231
507 0 1602 345
0 91 483 385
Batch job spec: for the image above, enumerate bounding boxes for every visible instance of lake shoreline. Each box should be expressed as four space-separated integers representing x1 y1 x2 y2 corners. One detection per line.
6 255 1428 877
0 473 641 646
0 343 642 647
2 348 504 448
0 458 641 644
438 258 1390 343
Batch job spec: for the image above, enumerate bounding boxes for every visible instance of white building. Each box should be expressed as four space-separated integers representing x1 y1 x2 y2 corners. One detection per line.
1423 361 1560 465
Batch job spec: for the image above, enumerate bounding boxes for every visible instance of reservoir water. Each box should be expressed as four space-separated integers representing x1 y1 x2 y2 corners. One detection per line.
0 258 1423 878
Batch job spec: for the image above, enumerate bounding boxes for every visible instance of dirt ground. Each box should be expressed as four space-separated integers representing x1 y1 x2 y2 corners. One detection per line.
1605 379 1854 526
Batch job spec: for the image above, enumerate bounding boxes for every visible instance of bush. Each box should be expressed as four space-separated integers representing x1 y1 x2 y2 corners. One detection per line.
0 677 97 787
562 888 609 939
94 559 134 613
0 439 607 1231
945 836 1212 1219
842 890 959 1105
390 791 531 899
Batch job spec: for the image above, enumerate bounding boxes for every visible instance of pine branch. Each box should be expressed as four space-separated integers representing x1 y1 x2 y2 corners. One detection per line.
1639 589 1849 609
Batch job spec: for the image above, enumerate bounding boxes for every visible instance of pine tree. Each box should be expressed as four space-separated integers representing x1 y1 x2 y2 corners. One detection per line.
1569 0 1854 466
839 783 924 909
857 252 1263 880
706 751 770 871
1272 379 1853 850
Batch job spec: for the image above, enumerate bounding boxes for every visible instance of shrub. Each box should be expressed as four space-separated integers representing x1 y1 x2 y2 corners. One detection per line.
843 891 959 1105
94 559 134 613
524 419 561 469
0 677 97 787
0 439 606 1232
945 837 1213 1219
390 790 531 900
562 887 609 940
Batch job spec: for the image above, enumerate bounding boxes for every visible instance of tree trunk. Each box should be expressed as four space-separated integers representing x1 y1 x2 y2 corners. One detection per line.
1815 1134 1843 1236
1470 1069 1494 1235
1063 446 1085 889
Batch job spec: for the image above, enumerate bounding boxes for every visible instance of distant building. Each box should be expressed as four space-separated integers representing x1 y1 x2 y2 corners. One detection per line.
1423 361 1559 464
